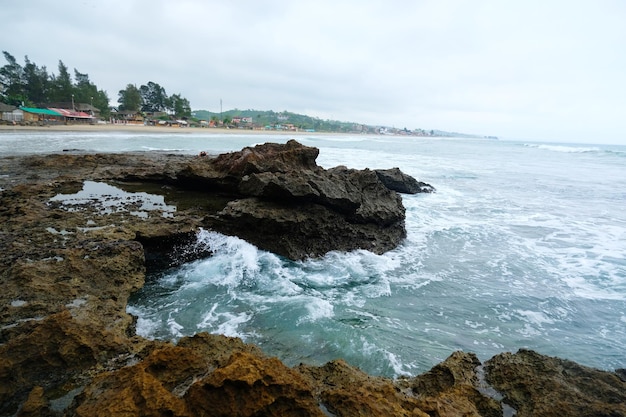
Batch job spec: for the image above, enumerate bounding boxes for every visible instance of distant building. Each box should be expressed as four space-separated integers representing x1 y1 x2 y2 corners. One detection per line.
19 107 64 123
0 103 23 122
48 108 93 122
45 102 101 119
110 110 143 124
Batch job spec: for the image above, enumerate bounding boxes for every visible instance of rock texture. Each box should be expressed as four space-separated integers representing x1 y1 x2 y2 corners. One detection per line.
486 349 626 417
180 140 412 259
1 141 624 416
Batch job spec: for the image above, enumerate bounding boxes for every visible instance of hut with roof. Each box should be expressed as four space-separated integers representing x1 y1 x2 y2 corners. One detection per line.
19 107 64 124
0 103 23 123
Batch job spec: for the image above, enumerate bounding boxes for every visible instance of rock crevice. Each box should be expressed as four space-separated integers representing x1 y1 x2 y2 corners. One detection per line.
1 141 624 416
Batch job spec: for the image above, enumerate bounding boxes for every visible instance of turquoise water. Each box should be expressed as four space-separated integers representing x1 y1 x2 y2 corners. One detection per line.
2 131 625 377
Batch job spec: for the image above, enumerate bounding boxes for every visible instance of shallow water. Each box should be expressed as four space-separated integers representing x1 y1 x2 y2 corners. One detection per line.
3 131 625 377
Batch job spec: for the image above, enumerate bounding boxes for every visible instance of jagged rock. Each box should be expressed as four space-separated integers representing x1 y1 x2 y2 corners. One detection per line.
3 143 624 417
486 349 626 417
178 140 409 259
211 139 320 175
396 351 502 417
375 167 435 194
299 359 430 417
186 351 325 417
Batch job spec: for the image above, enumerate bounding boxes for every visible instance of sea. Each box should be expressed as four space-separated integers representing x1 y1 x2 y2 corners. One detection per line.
1 130 625 378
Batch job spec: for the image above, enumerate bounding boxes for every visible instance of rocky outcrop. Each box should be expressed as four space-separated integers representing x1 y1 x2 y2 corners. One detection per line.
178 140 410 259
375 167 435 194
486 349 626 417
1 141 624 416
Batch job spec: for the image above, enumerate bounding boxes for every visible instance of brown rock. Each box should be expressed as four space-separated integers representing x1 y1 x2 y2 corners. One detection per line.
4 145 623 417
17 386 49 417
486 349 626 417
0 310 131 415
299 359 429 417
212 139 320 175
397 351 502 417
73 346 199 417
187 351 325 417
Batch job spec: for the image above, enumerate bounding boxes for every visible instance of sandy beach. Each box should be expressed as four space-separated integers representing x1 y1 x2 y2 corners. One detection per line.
0 123 325 135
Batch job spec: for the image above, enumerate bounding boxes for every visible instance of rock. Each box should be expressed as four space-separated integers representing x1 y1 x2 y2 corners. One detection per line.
299 359 429 417
486 349 626 417
375 167 435 194
211 161 407 259
186 351 325 417
212 139 320 175
396 351 502 417
3 143 624 417
177 140 409 259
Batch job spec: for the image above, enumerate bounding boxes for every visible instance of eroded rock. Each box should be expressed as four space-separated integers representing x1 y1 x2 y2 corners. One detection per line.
486 349 626 417
1 142 623 417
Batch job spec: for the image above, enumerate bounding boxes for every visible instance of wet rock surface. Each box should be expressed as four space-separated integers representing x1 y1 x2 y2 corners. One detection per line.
486 349 626 417
1 141 624 416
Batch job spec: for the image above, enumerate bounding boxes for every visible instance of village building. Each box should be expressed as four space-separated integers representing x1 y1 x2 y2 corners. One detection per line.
110 109 143 124
19 107 64 124
0 103 23 122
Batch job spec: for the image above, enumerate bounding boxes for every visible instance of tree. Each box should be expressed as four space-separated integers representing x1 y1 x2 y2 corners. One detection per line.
72 69 110 117
0 51 25 105
22 56 50 105
139 81 168 112
73 70 94 102
92 90 110 118
169 93 191 118
118 84 142 112
49 60 73 102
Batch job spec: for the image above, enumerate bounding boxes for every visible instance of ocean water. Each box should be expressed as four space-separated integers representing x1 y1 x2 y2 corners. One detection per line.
2 130 625 377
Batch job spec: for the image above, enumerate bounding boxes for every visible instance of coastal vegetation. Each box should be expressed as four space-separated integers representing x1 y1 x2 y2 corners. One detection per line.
0 51 192 119
192 108 465 136
0 51 111 117
1 50 493 136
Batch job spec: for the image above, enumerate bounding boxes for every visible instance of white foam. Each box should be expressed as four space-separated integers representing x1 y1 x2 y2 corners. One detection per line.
215 312 255 339
167 312 184 338
386 351 412 377
299 298 334 324
197 303 220 328
360 338 413 377
525 143 601 153
515 310 554 327
49 181 176 218
127 305 160 339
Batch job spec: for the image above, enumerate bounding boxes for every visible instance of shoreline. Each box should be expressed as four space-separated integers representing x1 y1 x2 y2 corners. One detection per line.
0 123 334 135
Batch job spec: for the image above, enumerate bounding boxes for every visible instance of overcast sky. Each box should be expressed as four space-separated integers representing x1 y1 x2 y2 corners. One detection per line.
3 1 625 143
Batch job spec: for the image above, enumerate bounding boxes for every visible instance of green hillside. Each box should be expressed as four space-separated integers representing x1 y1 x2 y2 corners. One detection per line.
191 109 365 132
190 108 496 138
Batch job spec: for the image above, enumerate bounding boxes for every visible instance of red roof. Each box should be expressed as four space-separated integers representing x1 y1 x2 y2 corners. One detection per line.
48 108 93 119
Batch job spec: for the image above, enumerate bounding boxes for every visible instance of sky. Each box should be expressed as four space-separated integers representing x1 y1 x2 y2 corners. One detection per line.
3 0 625 143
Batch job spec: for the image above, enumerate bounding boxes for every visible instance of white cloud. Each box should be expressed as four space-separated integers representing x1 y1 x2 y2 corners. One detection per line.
2 0 625 143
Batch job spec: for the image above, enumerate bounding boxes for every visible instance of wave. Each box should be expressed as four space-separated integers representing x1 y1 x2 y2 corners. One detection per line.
524 143 602 153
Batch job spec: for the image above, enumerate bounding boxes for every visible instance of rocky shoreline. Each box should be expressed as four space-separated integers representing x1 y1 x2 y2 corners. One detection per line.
1 141 624 416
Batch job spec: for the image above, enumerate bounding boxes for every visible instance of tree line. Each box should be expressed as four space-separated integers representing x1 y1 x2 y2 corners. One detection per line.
0 51 191 119
118 82 190 118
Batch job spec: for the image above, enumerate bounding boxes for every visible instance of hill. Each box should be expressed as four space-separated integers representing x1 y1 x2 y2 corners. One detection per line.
191 108 497 137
